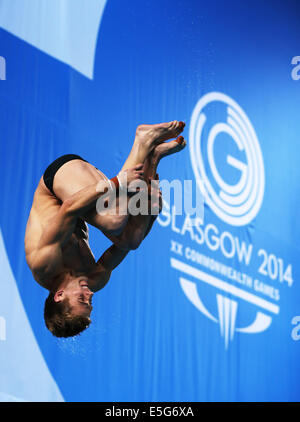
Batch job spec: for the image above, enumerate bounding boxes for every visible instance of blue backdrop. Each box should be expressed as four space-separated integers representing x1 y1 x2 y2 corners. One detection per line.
0 0 300 402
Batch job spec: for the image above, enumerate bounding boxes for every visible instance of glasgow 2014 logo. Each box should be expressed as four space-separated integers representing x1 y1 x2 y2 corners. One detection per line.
169 92 280 349
159 92 293 349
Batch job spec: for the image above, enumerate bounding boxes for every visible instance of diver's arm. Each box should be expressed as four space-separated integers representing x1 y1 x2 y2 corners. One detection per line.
97 244 130 271
87 244 129 292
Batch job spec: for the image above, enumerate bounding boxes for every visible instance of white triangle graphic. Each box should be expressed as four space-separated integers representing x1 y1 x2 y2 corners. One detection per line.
217 294 238 350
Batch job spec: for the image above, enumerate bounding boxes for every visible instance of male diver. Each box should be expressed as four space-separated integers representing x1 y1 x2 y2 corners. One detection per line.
25 121 186 337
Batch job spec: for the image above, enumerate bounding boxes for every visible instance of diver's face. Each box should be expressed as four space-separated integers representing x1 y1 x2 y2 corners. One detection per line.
60 277 94 317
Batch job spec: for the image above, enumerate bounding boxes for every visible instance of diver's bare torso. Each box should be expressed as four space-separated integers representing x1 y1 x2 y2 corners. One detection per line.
25 177 100 290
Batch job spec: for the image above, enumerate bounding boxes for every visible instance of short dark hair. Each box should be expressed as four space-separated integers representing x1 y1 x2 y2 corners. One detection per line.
44 292 91 337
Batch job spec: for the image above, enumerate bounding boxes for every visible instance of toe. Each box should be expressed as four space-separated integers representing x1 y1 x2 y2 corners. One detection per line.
175 135 185 145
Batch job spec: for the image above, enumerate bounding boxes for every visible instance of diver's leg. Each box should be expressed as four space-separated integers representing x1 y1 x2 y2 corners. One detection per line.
106 135 187 250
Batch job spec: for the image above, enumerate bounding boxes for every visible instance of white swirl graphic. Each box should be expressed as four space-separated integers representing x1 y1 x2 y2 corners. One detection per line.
189 92 265 226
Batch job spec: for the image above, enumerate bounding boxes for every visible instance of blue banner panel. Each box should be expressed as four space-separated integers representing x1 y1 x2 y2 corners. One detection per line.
0 0 300 402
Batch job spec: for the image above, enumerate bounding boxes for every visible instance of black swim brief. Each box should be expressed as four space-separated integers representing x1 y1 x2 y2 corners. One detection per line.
43 154 87 195
43 154 88 236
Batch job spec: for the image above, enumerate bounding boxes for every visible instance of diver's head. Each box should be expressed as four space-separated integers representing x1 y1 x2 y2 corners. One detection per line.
44 273 94 337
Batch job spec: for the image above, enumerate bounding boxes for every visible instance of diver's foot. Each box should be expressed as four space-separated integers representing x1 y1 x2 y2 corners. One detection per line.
134 121 185 153
153 136 187 162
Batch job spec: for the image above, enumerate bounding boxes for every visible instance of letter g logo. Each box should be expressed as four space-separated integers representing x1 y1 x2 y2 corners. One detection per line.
189 92 265 226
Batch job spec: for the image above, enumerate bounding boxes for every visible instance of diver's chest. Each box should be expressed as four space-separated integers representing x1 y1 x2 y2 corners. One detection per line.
62 235 94 268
